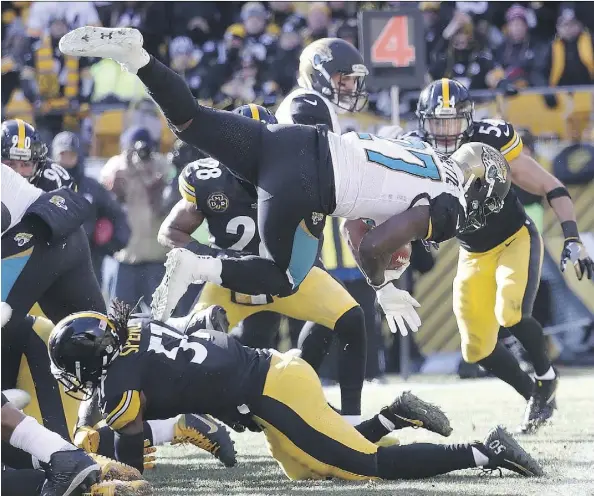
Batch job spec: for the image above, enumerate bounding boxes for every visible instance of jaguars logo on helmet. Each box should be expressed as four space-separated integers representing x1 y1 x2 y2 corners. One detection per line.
298 38 369 112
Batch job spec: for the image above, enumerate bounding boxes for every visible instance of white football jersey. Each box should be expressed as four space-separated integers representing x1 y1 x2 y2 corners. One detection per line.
327 132 465 226
1 162 42 235
275 87 342 134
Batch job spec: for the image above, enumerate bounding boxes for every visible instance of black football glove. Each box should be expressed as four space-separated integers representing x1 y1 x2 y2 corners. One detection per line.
560 238 594 280
427 193 465 244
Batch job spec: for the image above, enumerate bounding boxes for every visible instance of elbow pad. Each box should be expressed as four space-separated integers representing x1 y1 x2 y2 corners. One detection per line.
427 193 464 244
24 188 91 242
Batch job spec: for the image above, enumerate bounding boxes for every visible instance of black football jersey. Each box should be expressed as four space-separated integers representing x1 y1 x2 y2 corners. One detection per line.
99 317 271 429
32 160 76 192
179 158 263 255
409 119 528 252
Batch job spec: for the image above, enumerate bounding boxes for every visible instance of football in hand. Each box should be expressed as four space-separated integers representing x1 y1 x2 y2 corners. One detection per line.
388 243 412 270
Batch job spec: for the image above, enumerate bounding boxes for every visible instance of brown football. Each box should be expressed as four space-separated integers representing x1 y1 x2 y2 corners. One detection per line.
343 219 412 270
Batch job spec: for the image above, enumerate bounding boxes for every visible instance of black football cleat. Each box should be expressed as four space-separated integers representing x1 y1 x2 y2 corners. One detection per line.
519 372 558 434
172 414 237 467
40 449 101 496
481 425 543 477
381 391 453 437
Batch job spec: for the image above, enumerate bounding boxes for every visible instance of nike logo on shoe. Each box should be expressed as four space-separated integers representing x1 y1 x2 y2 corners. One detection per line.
303 99 318 106
196 415 219 434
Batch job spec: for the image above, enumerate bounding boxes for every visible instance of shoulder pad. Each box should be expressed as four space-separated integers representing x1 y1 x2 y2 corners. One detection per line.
179 158 224 204
473 119 523 162
102 389 141 430
290 93 335 130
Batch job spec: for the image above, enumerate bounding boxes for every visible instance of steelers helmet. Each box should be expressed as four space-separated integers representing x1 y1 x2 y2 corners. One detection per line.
233 103 277 124
417 78 474 154
450 142 511 232
1 119 48 180
49 312 121 399
298 38 369 112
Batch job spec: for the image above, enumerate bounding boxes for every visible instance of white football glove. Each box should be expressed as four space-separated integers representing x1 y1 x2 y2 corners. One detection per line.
375 284 421 336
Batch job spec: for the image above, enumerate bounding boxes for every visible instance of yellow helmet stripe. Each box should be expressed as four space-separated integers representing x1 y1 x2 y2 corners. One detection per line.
248 103 260 121
16 119 25 148
441 79 450 108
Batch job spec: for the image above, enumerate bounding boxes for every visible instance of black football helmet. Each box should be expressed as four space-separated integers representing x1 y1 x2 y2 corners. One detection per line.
233 104 278 124
168 139 208 170
298 37 369 112
1 119 48 181
450 142 512 232
417 78 474 154
49 312 121 400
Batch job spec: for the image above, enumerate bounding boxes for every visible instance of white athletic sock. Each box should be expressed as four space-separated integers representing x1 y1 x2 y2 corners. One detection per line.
342 415 361 426
121 47 150 75
10 416 75 464
378 414 396 432
472 447 490 467
534 366 555 380
148 417 177 446
196 256 223 285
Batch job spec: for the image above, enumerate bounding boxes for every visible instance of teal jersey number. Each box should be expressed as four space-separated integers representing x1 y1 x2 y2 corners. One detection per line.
357 134 441 181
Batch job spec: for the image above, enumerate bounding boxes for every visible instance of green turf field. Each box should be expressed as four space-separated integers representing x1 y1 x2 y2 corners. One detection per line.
146 368 594 495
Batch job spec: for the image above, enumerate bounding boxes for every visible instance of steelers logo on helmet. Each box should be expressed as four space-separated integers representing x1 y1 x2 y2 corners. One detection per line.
207 192 230 212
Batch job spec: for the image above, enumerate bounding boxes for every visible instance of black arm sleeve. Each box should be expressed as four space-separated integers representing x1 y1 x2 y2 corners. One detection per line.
114 430 145 473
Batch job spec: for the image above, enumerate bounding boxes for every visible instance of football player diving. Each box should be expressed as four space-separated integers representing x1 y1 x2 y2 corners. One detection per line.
159 103 451 429
49 305 543 481
59 27 511 345
407 78 592 432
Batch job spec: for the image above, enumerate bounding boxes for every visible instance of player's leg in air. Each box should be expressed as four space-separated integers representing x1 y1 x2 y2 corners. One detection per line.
60 27 336 305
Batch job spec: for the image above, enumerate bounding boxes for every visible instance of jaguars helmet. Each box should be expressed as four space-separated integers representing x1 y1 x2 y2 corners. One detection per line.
168 139 207 169
417 78 474 154
49 312 121 400
1 119 48 180
298 37 369 112
233 104 277 124
450 142 511 232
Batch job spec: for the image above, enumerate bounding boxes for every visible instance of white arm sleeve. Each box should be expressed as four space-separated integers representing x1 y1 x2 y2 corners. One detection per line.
1 163 42 235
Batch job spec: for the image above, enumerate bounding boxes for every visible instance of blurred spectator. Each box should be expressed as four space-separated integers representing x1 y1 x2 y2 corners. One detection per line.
107 2 169 63
494 5 544 88
51 131 130 283
420 2 454 64
336 19 359 49
26 1 100 38
169 35 204 97
100 127 174 308
303 2 332 45
429 10 514 93
264 23 303 96
169 2 223 46
1 2 28 107
539 8 594 89
327 1 355 25
268 2 306 33
20 15 94 144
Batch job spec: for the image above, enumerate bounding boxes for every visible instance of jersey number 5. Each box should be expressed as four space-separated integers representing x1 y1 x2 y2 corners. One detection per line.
148 324 208 365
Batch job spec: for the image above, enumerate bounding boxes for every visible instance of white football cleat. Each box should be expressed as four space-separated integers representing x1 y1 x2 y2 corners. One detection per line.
151 249 222 322
59 26 149 74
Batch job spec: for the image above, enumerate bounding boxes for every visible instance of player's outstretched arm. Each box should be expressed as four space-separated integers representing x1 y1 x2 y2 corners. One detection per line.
112 403 146 473
357 207 430 287
510 152 593 279
158 198 205 249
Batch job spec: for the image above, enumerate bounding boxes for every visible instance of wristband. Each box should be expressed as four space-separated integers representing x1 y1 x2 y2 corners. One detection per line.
561 220 579 241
